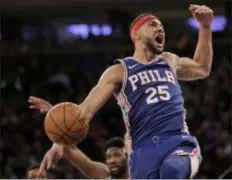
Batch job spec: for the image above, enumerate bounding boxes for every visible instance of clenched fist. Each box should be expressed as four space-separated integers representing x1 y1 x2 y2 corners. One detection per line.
189 4 214 28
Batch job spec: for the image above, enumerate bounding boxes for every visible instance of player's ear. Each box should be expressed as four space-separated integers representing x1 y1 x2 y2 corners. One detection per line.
132 30 141 41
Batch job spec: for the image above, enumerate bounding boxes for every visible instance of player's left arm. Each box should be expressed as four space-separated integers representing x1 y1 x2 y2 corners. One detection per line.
165 5 214 81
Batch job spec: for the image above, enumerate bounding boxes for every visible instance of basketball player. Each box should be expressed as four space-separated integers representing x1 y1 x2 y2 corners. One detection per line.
38 135 129 178
26 165 47 179
29 4 213 178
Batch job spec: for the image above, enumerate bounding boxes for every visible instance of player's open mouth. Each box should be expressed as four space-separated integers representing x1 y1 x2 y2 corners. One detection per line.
155 34 164 44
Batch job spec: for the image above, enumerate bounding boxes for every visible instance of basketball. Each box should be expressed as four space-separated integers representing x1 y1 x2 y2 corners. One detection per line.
44 102 89 145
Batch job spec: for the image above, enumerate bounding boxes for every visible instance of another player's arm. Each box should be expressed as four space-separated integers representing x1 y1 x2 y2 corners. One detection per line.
63 145 110 179
77 64 123 123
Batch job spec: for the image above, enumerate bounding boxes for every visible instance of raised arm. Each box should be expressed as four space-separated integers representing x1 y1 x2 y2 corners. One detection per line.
162 5 213 81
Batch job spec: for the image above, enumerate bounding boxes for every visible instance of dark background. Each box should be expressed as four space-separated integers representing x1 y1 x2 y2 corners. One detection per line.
1 0 231 178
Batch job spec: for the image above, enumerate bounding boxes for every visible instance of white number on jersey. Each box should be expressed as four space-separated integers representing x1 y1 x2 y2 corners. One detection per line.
145 85 171 104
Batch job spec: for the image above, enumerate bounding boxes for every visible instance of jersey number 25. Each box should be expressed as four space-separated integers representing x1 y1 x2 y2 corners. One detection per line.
145 85 171 104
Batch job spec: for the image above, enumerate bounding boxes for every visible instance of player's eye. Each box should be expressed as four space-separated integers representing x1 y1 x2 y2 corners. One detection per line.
114 153 122 157
150 22 157 27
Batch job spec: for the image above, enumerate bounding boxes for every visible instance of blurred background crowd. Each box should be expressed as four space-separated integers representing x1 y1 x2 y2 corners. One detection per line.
1 0 231 179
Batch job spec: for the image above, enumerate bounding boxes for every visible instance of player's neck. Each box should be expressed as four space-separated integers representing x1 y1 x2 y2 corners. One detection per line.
133 45 159 63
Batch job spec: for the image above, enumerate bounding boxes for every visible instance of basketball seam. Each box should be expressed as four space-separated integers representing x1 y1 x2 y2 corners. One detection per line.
47 103 88 143
63 102 69 130
46 130 64 143
49 112 66 134
65 106 88 133
47 127 87 137
48 107 88 142
48 112 67 142
67 126 88 133
47 130 85 142
66 125 88 134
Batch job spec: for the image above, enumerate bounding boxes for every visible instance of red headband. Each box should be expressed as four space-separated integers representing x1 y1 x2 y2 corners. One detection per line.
130 15 157 41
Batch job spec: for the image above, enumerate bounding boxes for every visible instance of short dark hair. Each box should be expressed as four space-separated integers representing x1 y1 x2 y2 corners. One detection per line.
129 13 155 32
105 137 124 151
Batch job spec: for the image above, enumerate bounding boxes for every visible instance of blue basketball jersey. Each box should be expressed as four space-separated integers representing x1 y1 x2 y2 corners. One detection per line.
115 57 189 148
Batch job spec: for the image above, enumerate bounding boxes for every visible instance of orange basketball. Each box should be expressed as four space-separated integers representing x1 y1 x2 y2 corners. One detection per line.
44 102 89 145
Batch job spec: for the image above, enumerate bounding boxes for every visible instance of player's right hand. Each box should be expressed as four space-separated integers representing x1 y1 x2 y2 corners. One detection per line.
28 96 53 114
38 143 64 175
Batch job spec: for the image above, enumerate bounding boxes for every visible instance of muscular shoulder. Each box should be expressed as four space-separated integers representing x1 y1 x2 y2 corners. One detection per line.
161 52 179 60
98 63 123 87
106 63 124 75
160 52 179 74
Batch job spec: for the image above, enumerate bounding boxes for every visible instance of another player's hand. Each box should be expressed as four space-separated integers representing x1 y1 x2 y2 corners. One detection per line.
28 96 53 114
189 4 214 28
38 143 64 175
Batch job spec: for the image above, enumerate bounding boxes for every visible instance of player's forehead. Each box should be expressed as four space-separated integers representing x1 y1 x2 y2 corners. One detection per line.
146 18 162 26
106 147 123 157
